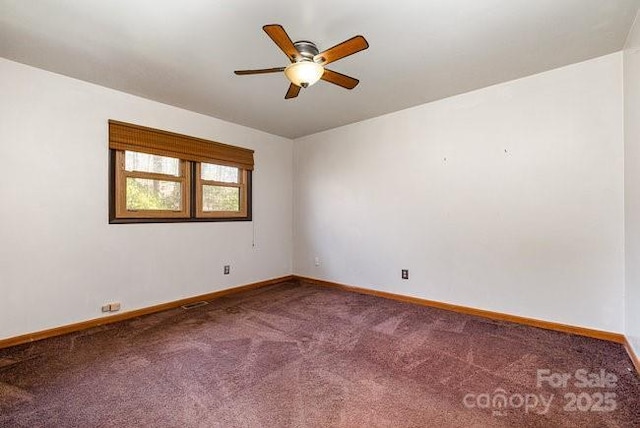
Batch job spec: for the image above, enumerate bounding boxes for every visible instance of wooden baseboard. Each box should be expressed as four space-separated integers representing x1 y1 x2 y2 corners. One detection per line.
4 273 637 376
294 275 626 344
0 275 294 350
624 338 640 375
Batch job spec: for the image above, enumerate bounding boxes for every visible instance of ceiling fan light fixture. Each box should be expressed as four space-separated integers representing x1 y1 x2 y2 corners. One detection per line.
284 60 324 88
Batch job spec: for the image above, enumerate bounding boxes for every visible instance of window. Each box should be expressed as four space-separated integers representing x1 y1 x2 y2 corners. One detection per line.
109 120 253 223
115 151 191 218
196 163 248 218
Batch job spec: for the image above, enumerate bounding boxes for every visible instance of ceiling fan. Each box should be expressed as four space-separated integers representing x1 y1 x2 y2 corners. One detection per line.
234 24 369 99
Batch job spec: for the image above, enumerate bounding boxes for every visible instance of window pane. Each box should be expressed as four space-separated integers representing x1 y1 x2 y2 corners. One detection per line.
201 163 239 183
125 151 180 176
202 185 240 211
126 178 182 211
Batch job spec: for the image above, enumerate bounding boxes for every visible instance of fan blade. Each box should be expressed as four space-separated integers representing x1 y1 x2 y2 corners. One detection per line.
234 67 285 75
314 35 369 65
263 24 300 61
285 83 301 99
321 69 359 89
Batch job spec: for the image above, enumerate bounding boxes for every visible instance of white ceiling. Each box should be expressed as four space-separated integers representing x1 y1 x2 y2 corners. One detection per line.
1 0 638 139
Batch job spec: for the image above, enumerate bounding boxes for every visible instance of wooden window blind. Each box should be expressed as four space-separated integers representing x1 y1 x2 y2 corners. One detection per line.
108 120 254 170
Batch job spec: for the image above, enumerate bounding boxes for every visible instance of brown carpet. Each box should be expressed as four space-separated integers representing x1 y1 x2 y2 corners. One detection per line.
0 281 638 427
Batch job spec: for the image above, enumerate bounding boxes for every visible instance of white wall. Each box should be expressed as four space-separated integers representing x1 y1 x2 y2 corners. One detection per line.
294 53 624 333
0 58 293 340
624 12 640 356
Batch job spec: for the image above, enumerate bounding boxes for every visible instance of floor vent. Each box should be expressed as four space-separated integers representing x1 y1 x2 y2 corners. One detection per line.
181 301 209 310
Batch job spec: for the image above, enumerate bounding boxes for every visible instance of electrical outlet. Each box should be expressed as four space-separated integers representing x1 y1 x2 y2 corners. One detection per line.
102 302 121 312
314 257 321 267
224 265 230 275
402 269 409 280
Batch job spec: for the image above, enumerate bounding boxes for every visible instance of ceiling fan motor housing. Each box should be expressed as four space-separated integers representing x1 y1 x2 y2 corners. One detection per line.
293 40 320 61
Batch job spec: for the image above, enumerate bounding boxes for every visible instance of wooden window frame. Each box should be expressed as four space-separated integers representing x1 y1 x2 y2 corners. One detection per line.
114 151 191 219
195 163 248 218
108 121 253 224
